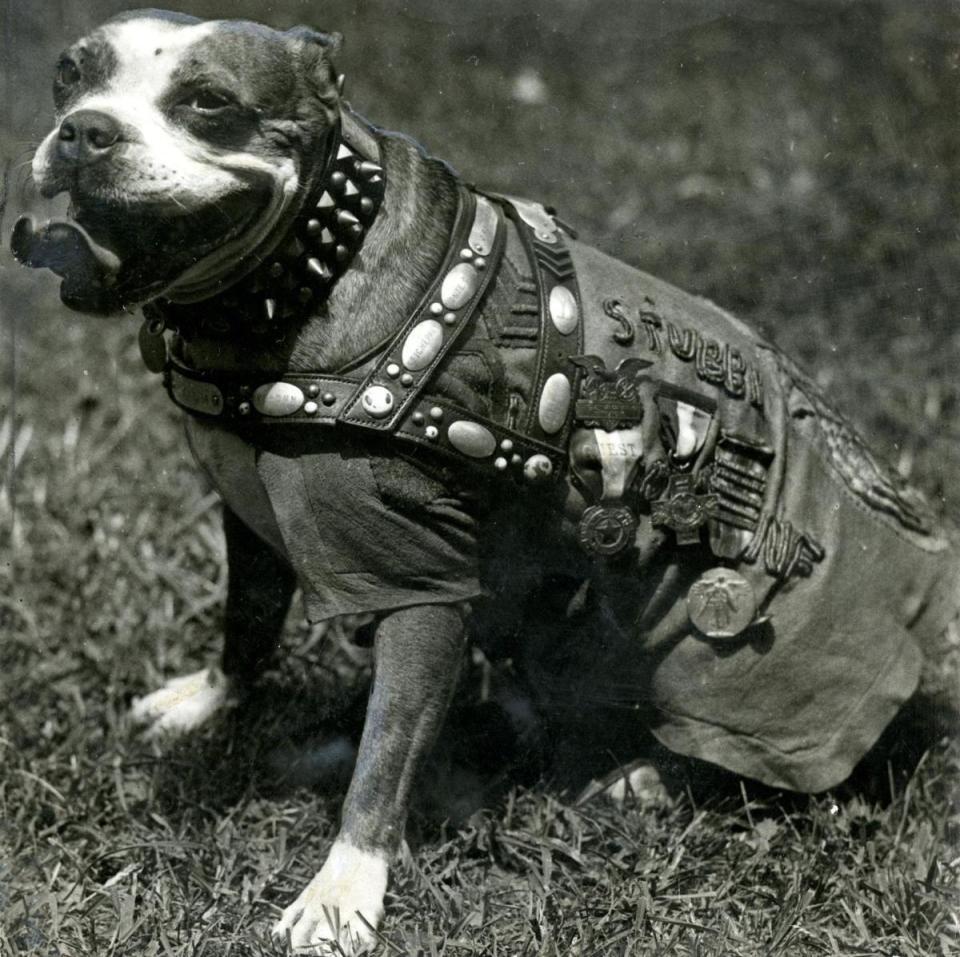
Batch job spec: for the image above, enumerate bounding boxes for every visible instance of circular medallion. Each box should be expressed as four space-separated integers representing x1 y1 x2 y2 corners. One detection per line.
578 504 637 556
687 568 757 640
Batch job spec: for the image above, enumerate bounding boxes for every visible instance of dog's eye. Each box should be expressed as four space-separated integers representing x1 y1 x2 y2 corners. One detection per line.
56 58 81 87
184 90 234 113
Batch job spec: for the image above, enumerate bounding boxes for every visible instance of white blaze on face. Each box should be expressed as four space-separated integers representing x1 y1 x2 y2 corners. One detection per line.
32 17 296 211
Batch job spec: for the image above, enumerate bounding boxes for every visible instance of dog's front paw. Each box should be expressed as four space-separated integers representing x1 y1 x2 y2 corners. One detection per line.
272 840 388 955
129 667 232 739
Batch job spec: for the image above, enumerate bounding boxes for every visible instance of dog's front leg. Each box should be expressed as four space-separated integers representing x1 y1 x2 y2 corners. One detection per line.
273 602 468 954
131 507 296 738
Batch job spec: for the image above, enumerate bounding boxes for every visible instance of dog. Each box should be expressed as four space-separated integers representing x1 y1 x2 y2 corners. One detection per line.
14 9 959 954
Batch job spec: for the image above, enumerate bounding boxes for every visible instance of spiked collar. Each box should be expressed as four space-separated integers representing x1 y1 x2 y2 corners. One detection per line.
145 110 385 340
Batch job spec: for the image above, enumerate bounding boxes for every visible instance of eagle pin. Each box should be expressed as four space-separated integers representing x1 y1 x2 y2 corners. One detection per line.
687 567 757 640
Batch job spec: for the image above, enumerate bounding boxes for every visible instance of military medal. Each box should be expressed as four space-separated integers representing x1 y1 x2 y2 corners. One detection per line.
650 472 719 545
578 504 637 556
687 567 757 639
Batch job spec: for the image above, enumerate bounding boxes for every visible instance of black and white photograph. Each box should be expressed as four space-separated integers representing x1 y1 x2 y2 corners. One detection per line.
2 1 958 954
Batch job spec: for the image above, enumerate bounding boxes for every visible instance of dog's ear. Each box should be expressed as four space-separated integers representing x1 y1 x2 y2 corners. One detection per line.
285 26 343 118
285 25 343 57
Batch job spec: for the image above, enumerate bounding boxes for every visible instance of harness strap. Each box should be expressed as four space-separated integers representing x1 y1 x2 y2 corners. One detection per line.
337 188 503 432
166 360 568 483
161 191 583 486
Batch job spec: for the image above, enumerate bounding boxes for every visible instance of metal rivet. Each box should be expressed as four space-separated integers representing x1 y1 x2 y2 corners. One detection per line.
386 363 401 378
360 196 374 215
322 392 337 406
320 228 335 247
335 245 350 262
361 385 395 419
474 257 486 270
317 191 335 210
511 454 523 466
425 425 439 440
337 143 353 160
494 457 508 471
460 248 473 260
523 454 554 482
348 223 364 239
330 170 346 188
500 439 514 452
443 312 457 325
430 406 444 421
303 400 319 415
401 373 414 386
412 411 425 426
269 261 284 278
343 179 359 197
307 384 320 397
306 219 322 236
238 402 251 416
429 302 443 316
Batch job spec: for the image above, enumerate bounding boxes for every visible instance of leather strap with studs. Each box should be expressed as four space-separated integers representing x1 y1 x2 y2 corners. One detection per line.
336 188 505 432
160 193 582 488
501 195 584 455
165 360 567 484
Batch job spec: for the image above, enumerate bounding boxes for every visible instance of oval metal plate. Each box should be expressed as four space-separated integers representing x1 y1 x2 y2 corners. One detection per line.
401 319 444 372
440 263 479 310
538 373 572 434
447 420 496 459
549 285 578 335
468 196 498 255
253 382 304 417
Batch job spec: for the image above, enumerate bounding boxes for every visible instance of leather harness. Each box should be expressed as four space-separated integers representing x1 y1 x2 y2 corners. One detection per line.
158 176 585 489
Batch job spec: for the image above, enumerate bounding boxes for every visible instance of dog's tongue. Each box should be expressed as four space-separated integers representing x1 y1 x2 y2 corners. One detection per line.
11 215 124 314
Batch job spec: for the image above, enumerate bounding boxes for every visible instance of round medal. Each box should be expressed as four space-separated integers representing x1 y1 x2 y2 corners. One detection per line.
578 504 637 556
687 567 757 639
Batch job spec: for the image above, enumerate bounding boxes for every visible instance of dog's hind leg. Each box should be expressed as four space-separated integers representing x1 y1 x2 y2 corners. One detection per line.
273 602 468 955
130 506 297 739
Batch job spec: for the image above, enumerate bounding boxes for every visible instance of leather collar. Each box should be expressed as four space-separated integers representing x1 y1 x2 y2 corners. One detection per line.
144 109 385 338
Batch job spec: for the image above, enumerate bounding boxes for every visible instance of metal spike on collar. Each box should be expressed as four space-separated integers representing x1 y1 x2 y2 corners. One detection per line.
235 125 385 330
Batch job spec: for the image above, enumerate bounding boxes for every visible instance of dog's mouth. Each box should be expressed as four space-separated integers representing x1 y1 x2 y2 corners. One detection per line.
11 187 267 315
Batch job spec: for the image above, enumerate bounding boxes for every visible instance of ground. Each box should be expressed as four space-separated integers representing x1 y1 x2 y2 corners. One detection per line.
1 1 958 954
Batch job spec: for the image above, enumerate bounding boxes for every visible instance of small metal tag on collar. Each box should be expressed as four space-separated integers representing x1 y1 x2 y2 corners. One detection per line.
138 316 167 374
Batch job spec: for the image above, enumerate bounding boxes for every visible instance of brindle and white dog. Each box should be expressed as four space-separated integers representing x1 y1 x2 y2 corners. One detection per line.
16 9 959 956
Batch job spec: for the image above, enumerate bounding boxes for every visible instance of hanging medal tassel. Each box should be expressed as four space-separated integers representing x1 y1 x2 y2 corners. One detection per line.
568 356 657 557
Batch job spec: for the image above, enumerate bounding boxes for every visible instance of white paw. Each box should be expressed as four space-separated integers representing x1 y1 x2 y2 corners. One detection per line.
129 667 232 740
604 762 670 805
272 839 388 955
577 760 671 807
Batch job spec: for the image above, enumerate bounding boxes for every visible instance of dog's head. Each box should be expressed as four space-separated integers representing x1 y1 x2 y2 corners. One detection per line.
14 9 343 313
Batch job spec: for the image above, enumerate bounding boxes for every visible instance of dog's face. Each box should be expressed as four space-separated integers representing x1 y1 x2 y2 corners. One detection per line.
21 9 341 311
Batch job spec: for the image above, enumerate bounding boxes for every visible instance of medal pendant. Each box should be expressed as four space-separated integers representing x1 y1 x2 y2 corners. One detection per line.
687 567 757 639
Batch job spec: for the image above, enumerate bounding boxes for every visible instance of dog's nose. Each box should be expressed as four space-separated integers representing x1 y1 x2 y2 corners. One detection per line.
57 110 123 163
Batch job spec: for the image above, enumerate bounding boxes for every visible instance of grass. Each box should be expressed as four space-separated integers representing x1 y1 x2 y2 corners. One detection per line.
2 1 959 954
